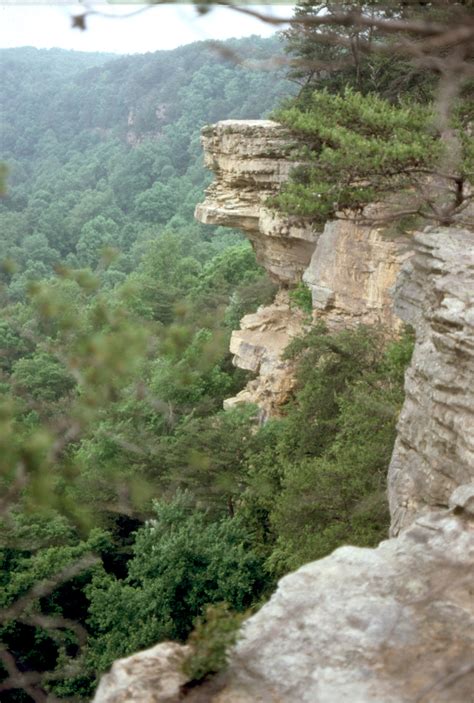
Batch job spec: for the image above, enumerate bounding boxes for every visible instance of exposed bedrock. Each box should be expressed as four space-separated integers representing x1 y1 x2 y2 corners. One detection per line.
223 290 306 417
93 492 474 703
194 119 319 285
388 227 474 536
195 120 412 413
303 219 412 330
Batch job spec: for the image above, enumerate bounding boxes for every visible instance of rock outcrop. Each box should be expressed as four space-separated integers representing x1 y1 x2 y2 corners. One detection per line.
223 290 306 416
388 227 474 535
195 120 318 285
196 120 474 528
196 120 412 413
93 490 474 703
93 642 189 703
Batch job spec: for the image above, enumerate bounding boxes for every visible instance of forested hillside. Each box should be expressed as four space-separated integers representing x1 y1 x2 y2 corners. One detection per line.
0 38 291 298
0 35 415 701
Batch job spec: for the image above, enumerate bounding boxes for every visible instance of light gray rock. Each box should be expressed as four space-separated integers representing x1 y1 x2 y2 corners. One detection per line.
93 641 189 703
211 504 474 703
449 484 474 515
388 227 474 536
93 501 474 703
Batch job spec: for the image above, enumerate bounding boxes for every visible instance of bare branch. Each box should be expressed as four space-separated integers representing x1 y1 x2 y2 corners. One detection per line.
0 646 50 702
220 4 460 36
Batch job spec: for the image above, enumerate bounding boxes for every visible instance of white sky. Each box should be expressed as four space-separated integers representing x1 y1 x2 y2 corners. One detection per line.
0 3 293 54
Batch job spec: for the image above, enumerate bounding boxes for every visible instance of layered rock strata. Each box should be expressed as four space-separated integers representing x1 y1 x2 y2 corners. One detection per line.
93 490 474 703
223 290 306 417
196 120 412 413
304 219 412 330
388 227 474 535
194 120 318 285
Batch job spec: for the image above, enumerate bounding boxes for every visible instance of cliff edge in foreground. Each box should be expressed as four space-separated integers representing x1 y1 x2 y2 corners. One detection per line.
93 132 474 703
93 487 474 703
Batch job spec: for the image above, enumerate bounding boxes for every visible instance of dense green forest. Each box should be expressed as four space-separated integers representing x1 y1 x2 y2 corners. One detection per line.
0 33 419 701
0 38 293 299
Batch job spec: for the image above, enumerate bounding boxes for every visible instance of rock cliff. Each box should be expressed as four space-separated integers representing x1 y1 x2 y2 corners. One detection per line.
195 120 318 285
303 219 411 330
196 119 412 413
388 227 474 535
223 290 306 417
93 488 474 703
93 122 474 703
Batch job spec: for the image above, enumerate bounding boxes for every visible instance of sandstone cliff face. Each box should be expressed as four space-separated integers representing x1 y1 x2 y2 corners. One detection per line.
93 489 474 703
304 219 411 330
196 119 412 413
388 227 474 535
195 120 318 285
196 120 474 530
223 290 306 417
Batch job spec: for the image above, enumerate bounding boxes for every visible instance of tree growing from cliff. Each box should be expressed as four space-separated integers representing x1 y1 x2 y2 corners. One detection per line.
281 2 428 102
272 87 472 227
253 0 473 227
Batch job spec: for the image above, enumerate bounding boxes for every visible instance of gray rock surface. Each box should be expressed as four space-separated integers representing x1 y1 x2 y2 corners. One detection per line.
213 502 474 703
93 642 189 703
92 497 474 703
388 227 474 535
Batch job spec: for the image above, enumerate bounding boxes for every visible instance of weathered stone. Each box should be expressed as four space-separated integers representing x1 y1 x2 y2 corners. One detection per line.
93 503 474 703
92 642 189 703
388 227 474 536
449 484 474 516
195 120 414 414
210 506 474 703
303 219 412 329
195 120 319 284
223 290 306 417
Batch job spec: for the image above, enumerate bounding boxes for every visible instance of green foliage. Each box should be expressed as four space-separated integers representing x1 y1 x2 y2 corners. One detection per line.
282 2 437 103
85 495 267 674
273 88 441 223
0 524 108 700
265 325 414 573
0 39 293 301
11 352 76 403
0 37 420 702
0 162 8 196
161 405 259 516
288 281 312 315
182 603 245 683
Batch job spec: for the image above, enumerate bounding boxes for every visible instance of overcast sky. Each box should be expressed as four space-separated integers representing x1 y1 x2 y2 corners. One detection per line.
0 3 293 54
